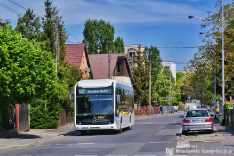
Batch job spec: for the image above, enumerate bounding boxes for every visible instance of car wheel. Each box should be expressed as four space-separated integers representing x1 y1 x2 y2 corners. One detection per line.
182 130 186 135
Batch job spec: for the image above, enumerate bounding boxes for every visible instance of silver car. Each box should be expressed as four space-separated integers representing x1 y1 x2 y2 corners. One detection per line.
179 109 214 134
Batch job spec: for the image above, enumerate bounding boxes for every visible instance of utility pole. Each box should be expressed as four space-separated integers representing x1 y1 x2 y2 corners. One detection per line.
108 49 111 79
54 16 59 72
169 72 172 113
149 64 151 116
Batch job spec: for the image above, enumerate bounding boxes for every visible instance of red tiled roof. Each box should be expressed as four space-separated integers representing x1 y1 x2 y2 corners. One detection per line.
88 54 128 79
65 44 88 69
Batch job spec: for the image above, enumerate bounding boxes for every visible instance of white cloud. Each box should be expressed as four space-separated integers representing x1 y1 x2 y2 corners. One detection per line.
1 0 205 26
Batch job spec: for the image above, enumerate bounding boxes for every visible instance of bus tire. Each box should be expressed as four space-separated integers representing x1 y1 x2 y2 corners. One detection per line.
80 131 87 135
127 116 132 130
119 119 122 133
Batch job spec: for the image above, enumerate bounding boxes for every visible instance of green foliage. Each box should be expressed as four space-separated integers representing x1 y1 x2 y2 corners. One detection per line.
132 50 155 106
181 72 213 107
178 102 185 109
15 8 43 42
57 63 83 109
176 72 184 86
114 36 125 53
0 23 57 109
153 71 170 105
144 45 162 83
0 112 5 131
224 101 233 115
82 19 124 54
58 16 68 65
30 100 62 129
185 1 234 100
42 0 58 58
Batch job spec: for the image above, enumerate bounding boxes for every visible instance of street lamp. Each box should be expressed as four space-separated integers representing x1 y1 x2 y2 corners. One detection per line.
189 0 225 124
199 31 217 117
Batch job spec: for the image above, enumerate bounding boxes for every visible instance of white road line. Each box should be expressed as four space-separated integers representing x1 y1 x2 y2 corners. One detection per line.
105 155 127 156
55 144 72 146
75 155 97 156
77 143 95 145
159 124 166 129
35 144 51 147
135 155 156 156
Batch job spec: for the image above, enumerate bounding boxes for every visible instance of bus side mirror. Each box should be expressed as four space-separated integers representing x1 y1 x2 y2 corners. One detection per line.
68 92 74 101
116 95 120 103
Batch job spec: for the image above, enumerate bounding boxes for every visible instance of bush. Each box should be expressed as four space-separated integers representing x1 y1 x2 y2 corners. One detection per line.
178 102 185 109
30 101 62 129
224 101 233 115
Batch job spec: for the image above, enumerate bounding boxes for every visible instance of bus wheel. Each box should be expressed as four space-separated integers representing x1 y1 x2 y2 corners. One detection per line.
119 119 122 133
127 116 132 130
80 131 87 135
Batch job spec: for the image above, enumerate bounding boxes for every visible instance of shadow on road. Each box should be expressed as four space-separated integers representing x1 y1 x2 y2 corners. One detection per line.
62 127 131 136
1 133 41 139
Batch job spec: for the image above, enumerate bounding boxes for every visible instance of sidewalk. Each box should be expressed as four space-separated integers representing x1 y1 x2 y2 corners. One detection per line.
213 115 234 143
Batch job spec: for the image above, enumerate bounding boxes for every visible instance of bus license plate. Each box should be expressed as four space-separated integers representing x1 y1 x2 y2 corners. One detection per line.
90 127 99 130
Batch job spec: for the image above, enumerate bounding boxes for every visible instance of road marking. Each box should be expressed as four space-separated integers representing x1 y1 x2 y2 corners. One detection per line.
77 143 95 145
105 155 127 156
75 155 97 156
159 124 166 129
55 144 72 146
35 144 51 147
149 142 175 143
135 155 156 156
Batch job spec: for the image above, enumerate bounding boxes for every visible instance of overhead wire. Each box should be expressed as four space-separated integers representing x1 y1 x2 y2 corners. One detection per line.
2 0 80 43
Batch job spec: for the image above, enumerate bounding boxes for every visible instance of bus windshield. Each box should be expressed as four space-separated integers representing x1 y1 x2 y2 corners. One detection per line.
76 87 114 116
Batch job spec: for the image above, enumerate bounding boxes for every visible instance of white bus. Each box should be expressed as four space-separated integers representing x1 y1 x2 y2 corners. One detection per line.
68 79 134 135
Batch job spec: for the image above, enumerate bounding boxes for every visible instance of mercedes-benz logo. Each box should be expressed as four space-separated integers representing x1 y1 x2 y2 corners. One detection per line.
92 116 97 123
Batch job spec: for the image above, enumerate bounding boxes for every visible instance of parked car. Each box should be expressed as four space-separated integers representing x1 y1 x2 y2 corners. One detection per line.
179 108 214 134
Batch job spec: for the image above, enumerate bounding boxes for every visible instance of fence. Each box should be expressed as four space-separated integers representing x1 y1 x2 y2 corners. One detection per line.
134 105 177 115
59 109 74 127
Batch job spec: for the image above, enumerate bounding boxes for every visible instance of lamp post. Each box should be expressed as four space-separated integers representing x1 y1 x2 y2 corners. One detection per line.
189 0 225 124
146 49 152 116
199 31 217 116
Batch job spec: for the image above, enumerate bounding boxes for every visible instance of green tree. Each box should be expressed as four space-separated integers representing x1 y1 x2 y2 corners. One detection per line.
15 8 43 42
153 70 170 105
114 36 125 53
42 0 56 56
132 50 149 106
144 45 162 83
42 0 68 65
187 1 234 100
132 50 156 106
0 23 57 128
83 19 120 54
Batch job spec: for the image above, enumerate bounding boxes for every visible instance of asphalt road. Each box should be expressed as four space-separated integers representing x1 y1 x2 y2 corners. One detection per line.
1 112 233 156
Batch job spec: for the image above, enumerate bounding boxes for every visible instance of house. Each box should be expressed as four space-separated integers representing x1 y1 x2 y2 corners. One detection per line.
64 44 91 78
124 44 177 80
88 54 134 85
124 44 145 68
162 62 176 81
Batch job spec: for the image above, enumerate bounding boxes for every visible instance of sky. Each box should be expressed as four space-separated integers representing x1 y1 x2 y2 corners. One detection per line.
0 0 233 70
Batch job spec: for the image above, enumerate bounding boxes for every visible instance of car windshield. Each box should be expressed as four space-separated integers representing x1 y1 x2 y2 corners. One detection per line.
186 110 209 117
